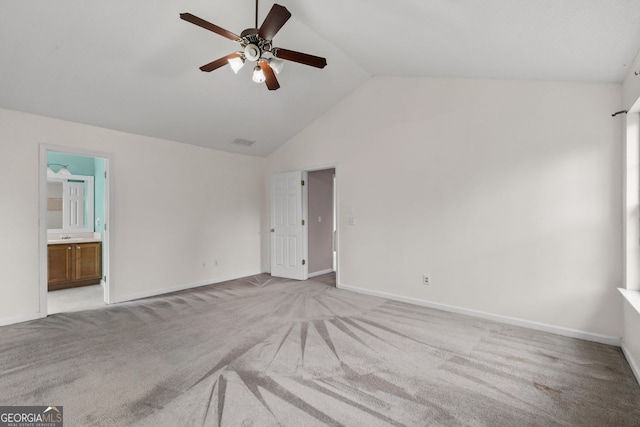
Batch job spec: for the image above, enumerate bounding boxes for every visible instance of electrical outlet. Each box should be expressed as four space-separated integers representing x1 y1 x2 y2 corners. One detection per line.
422 275 430 286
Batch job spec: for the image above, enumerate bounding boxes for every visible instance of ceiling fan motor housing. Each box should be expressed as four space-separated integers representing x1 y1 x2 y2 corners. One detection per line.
239 28 273 62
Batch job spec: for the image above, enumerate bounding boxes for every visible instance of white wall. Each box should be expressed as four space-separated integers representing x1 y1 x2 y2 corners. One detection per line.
623 51 640 111
622 49 640 383
267 76 623 339
0 108 264 324
624 112 640 291
623 50 640 292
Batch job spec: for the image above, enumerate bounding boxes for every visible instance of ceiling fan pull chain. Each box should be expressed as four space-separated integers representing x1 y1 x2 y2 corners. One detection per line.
255 0 259 29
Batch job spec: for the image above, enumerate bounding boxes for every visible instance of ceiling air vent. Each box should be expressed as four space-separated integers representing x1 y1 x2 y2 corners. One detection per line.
232 138 256 147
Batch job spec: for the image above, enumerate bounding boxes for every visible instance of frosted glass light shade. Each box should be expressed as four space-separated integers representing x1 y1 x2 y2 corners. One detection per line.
269 58 284 74
228 56 245 74
252 65 265 83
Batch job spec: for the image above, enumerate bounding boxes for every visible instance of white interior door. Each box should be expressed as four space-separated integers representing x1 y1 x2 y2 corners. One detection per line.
270 171 307 280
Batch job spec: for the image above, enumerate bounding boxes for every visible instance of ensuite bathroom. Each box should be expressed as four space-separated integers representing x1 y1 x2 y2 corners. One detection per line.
46 151 107 313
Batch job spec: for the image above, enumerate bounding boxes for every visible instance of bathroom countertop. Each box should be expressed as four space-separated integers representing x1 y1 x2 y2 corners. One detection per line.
47 232 102 245
48 238 102 244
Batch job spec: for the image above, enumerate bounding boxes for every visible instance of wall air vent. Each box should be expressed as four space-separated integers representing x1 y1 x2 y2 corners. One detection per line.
232 138 256 147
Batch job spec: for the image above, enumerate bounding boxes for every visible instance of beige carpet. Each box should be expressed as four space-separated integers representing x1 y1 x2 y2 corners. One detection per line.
1 274 639 426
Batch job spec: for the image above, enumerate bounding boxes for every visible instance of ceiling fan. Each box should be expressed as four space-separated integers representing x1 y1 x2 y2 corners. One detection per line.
180 1 327 91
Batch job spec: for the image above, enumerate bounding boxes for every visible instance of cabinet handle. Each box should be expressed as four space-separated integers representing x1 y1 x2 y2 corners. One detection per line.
67 247 71 250
76 246 81 250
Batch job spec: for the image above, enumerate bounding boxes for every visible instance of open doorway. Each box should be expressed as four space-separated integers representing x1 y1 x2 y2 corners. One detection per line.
39 145 111 316
306 168 336 286
269 167 338 286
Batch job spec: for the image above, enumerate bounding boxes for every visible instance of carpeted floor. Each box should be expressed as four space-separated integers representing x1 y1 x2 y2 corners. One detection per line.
1 274 639 426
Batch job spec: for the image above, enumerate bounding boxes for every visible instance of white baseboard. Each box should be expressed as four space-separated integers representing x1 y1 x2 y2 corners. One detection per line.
308 269 334 278
338 283 621 347
0 312 43 327
111 271 263 304
622 341 640 385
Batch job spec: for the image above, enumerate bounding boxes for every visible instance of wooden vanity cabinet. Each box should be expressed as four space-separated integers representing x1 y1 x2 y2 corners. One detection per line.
48 242 102 291
48 244 73 286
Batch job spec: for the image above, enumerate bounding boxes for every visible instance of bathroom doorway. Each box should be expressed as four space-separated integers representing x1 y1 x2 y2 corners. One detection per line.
39 145 111 315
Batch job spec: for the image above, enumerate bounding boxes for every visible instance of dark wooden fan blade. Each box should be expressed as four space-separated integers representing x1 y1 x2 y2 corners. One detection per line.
258 4 291 40
273 48 327 69
199 52 241 72
180 13 240 42
260 60 280 91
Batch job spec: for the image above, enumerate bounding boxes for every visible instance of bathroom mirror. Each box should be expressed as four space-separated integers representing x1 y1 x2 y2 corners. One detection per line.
47 174 94 232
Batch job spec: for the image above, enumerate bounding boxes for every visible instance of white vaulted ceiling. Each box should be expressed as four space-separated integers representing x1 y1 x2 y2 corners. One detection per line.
1 0 640 156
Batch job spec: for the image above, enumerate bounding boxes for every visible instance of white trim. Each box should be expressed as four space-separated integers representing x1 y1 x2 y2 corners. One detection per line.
619 288 640 314
303 164 340 287
334 167 340 288
308 269 334 278
0 312 41 327
338 283 621 347
303 162 341 173
110 272 262 304
302 170 309 280
622 340 640 385
39 146 49 319
103 155 112 304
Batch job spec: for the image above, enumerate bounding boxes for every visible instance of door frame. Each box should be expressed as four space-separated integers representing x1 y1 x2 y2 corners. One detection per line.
303 166 339 283
302 163 339 285
39 144 113 317
268 163 340 285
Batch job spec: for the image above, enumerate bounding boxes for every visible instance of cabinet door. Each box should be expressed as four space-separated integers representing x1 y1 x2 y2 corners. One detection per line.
48 244 73 285
75 242 102 281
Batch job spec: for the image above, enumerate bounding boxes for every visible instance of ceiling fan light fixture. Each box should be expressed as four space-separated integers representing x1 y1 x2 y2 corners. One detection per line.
181 2 326 91
228 55 245 74
48 164 72 175
268 57 284 74
252 65 266 83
